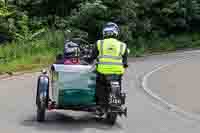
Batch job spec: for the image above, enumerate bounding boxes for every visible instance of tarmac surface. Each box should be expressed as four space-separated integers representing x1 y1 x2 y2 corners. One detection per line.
1 50 200 132
147 54 200 114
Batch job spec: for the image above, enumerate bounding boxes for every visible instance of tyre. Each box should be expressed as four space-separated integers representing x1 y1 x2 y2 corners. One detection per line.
37 107 45 122
36 92 47 122
36 75 49 122
105 113 117 125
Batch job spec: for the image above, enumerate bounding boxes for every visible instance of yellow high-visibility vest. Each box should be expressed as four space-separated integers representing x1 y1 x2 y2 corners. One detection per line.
96 38 126 75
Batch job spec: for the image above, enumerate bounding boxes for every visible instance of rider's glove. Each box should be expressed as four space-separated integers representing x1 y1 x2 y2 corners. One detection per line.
124 64 128 68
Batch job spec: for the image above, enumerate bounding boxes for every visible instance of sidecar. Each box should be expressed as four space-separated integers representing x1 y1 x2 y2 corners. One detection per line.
50 64 96 109
36 64 97 118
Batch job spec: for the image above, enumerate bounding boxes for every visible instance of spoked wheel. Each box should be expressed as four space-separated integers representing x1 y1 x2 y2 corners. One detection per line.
105 113 117 125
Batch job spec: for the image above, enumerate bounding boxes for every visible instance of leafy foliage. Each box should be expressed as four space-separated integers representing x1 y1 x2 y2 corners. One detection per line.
1 0 200 51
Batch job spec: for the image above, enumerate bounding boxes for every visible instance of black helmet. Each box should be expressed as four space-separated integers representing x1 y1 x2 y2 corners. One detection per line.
103 22 120 38
64 41 80 58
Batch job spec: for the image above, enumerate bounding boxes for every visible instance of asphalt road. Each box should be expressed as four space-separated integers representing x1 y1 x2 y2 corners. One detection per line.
1 50 200 133
146 52 200 114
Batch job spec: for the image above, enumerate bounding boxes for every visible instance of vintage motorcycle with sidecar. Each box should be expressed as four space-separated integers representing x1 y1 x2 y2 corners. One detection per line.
36 38 127 125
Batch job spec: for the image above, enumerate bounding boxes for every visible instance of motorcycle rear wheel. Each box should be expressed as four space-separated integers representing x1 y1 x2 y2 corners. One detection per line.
105 113 117 125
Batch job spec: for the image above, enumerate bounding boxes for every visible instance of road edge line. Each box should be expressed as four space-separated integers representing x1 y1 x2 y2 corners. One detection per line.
0 67 50 80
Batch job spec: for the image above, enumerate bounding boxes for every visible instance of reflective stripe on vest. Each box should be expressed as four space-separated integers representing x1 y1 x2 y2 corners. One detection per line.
120 43 124 56
97 62 123 65
98 55 122 60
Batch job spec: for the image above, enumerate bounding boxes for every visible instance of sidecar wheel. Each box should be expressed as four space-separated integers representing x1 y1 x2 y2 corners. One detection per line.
36 93 47 122
37 107 45 122
105 113 117 125
36 75 49 122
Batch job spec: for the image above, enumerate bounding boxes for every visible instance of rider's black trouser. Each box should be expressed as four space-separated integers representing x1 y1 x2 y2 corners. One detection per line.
95 73 122 107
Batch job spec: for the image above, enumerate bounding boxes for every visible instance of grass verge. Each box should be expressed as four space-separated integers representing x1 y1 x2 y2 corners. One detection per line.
0 54 55 75
1 32 200 74
0 30 64 74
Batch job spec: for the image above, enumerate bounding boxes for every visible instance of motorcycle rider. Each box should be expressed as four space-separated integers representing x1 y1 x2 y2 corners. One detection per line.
91 22 129 108
63 41 81 65
55 41 81 64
